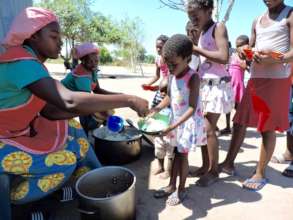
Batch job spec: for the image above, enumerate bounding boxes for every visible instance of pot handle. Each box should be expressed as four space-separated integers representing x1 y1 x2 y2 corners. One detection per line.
78 208 97 215
126 119 154 147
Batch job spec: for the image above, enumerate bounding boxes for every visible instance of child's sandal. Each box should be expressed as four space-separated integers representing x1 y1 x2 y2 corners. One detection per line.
166 190 187 206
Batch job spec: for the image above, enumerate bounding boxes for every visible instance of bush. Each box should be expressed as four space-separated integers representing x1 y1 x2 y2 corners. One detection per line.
144 55 155 64
99 47 113 64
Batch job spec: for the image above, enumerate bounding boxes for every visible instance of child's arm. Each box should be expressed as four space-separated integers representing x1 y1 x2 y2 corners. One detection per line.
239 58 247 70
163 74 200 134
150 95 170 114
145 66 160 86
193 23 229 64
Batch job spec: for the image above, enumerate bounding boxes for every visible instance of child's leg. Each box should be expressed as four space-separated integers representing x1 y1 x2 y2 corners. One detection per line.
243 131 276 190
219 122 247 174
178 152 189 192
220 113 231 135
153 137 166 175
153 148 179 198
286 132 293 158
159 144 174 179
196 113 220 187
166 151 188 206
189 145 209 177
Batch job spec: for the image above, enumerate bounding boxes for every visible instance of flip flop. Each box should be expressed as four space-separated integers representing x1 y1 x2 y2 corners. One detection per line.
242 178 268 191
282 163 293 178
153 187 174 199
166 190 187 206
270 154 290 164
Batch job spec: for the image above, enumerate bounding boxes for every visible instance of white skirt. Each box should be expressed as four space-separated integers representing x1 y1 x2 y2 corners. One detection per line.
200 80 234 114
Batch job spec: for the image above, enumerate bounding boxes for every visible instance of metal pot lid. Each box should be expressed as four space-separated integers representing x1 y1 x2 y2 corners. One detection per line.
93 126 142 141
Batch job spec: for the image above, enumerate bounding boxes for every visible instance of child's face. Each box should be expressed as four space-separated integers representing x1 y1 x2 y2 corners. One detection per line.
82 53 99 72
31 22 62 59
164 55 190 76
263 0 283 9
187 6 212 30
156 40 164 55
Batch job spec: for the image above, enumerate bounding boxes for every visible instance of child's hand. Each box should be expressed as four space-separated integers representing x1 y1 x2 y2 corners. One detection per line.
160 126 174 136
242 46 254 61
141 84 149 90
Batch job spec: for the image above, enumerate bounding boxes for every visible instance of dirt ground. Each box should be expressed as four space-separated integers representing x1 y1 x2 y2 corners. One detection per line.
48 63 293 220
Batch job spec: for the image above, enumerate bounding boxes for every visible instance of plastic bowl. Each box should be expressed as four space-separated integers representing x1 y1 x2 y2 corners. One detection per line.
107 115 124 132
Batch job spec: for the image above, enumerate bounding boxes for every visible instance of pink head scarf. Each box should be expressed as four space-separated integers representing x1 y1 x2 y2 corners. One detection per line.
2 7 58 48
75 43 99 59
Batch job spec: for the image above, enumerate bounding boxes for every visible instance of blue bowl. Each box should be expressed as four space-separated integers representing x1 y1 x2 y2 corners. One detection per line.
107 115 124 132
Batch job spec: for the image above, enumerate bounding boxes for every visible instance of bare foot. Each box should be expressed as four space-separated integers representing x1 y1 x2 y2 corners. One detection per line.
153 185 176 198
189 167 208 177
219 162 235 176
152 167 164 175
159 171 170 179
195 172 219 187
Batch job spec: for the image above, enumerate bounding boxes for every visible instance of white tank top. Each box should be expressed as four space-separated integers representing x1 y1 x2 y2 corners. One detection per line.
251 6 292 78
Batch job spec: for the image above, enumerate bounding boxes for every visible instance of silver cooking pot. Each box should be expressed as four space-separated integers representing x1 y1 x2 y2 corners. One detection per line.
76 166 136 220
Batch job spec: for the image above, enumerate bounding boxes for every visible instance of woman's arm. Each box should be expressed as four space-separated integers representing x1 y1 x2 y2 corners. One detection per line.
27 77 148 116
40 103 80 120
193 23 229 64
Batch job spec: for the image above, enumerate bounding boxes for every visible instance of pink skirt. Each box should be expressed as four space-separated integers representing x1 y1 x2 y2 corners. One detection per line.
230 65 245 104
233 78 291 132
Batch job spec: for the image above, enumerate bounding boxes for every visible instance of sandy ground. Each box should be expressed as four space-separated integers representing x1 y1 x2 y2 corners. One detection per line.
47 63 293 220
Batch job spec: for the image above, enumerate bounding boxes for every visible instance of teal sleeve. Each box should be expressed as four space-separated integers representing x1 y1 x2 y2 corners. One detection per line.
8 60 50 89
75 77 92 92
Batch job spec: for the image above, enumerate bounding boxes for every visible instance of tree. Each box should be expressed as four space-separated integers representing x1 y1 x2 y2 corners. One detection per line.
158 0 235 23
118 17 146 74
36 0 122 58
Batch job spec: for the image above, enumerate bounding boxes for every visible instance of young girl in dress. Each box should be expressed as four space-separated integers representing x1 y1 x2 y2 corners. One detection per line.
187 0 232 186
142 35 169 107
142 35 173 178
153 34 206 206
220 35 249 134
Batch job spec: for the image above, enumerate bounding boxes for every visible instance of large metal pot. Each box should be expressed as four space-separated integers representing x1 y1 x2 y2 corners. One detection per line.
93 126 142 165
76 166 136 220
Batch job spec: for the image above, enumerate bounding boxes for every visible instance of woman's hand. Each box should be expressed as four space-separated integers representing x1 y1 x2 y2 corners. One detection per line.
253 50 283 64
129 96 149 117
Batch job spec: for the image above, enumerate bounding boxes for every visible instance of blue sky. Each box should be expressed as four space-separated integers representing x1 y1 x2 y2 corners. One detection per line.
92 0 292 55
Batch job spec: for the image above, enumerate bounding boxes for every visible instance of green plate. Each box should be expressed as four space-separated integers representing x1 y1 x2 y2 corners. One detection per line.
137 109 171 135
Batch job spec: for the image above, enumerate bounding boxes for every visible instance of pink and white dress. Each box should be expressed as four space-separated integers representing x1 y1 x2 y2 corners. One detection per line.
169 68 207 153
198 23 234 114
229 53 245 104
